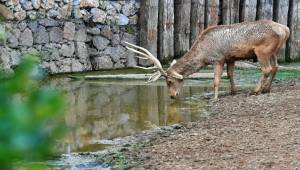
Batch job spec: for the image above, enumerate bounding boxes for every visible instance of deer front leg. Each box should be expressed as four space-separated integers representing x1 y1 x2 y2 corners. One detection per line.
213 61 225 99
227 61 236 95
254 66 272 94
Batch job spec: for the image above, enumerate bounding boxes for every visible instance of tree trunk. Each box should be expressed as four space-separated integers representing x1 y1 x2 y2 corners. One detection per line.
190 0 205 46
158 0 174 63
222 0 240 24
290 0 300 61
174 0 191 58
205 0 220 27
139 0 159 66
256 0 273 20
241 0 257 22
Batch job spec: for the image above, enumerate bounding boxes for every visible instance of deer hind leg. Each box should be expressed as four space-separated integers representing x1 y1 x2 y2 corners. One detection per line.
254 51 273 95
227 61 236 95
213 60 225 99
262 55 278 93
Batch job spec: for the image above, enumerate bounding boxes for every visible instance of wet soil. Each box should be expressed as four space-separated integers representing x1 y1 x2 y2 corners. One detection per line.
105 78 300 169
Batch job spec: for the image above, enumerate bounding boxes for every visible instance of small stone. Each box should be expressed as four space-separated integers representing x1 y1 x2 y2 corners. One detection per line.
91 8 106 23
20 0 32 10
111 1 122 12
34 25 49 44
14 10 26 21
122 1 136 16
129 15 138 25
17 21 27 31
71 60 84 72
49 27 63 43
80 9 91 21
39 18 61 27
87 27 100 35
7 34 19 48
19 28 33 46
122 32 136 44
47 8 59 18
100 25 113 40
111 34 120 46
73 7 82 19
27 20 38 32
63 22 75 40
12 0 19 6
114 61 125 68
58 5 72 19
75 42 89 59
27 10 37 19
93 36 109 51
41 0 54 9
80 0 99 8
60 42 75 57
91 55 113 70
32 0 41 9
75 27 87 42
102 45 126 62
126 52 137 67
118 14 129 26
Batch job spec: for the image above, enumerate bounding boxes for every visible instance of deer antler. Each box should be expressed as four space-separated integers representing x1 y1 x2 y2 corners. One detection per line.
124 41 167 82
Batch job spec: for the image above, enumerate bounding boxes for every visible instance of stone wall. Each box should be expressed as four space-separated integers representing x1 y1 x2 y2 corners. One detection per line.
0 0 139 74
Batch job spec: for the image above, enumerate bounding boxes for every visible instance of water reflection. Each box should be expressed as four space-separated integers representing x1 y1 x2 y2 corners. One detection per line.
48 78 224 153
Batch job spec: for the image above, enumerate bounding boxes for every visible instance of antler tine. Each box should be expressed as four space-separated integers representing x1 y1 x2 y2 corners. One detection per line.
125 46 149 60
124 41 165 74
134 66 158 70
147 71 162 83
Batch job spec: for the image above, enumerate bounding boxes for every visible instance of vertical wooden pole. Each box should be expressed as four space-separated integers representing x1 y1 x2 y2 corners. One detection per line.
190 0 205 46
139 0 159 66
222 0 240 24
274 0 289 61
241 0 257 21
256 0 273 20
206 0 220 27
158 0 174 63
174 0 191 58
290 0 300 61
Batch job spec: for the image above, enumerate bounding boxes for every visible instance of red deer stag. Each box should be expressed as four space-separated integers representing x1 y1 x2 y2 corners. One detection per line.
125 20 290 99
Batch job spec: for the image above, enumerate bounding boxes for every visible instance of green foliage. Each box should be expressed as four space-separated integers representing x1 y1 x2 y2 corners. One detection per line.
0 55 66 169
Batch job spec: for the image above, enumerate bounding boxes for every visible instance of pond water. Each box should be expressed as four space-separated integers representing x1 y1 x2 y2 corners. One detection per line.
46 76 238 154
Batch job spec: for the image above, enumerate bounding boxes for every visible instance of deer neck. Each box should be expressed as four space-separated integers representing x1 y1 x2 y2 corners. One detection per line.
170 48 207 77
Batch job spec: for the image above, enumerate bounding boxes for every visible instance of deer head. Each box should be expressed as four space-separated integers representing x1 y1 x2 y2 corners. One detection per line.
124 41 184 98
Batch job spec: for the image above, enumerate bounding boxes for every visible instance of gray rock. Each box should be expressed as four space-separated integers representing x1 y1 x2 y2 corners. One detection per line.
60 42 75 57
0 47 12 71
27 20 38 32
14 10 26 21
19 28 33 46
32 0 41 9
91 55 113 70
100 25 113 39
49 27 63 43
122 32 136 44
11 28 21 39
122 1 136 16
33 25 49 44
75 42 89 59
111 1 122 12
80 9 91 21
39 18 61 27
111 34 120 47
91 8 106 23
27 10 37 19
41 0 54 9
18 21 27 31
58 59 72 73
71 60 84 72
75 27 87 42
102 45 126 62
63 22 75 40
114 61 125 68
93 36 109 51
20 0 33 10
10 50 21 66
129 15 138 25
126 51 137 67
80 0 99 8
87 27 100 35
49 62 59 73
118 14 129 26
7 34 18 48
47 9 59 18
58 5 72 19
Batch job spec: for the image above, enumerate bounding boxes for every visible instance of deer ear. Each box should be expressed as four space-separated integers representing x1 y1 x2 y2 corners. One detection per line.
170 60 177 66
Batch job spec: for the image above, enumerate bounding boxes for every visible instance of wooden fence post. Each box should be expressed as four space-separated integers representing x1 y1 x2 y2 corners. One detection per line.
174 0 191 58
139 0 159 66
241 0 257 21
256 0 273 20
290 0 300 61
158 0 174 63
190 0 205 46
205 0 220 27
222 0 240 24
274 0 289 61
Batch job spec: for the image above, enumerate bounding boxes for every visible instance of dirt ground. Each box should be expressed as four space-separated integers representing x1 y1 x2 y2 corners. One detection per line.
115 79 300 170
